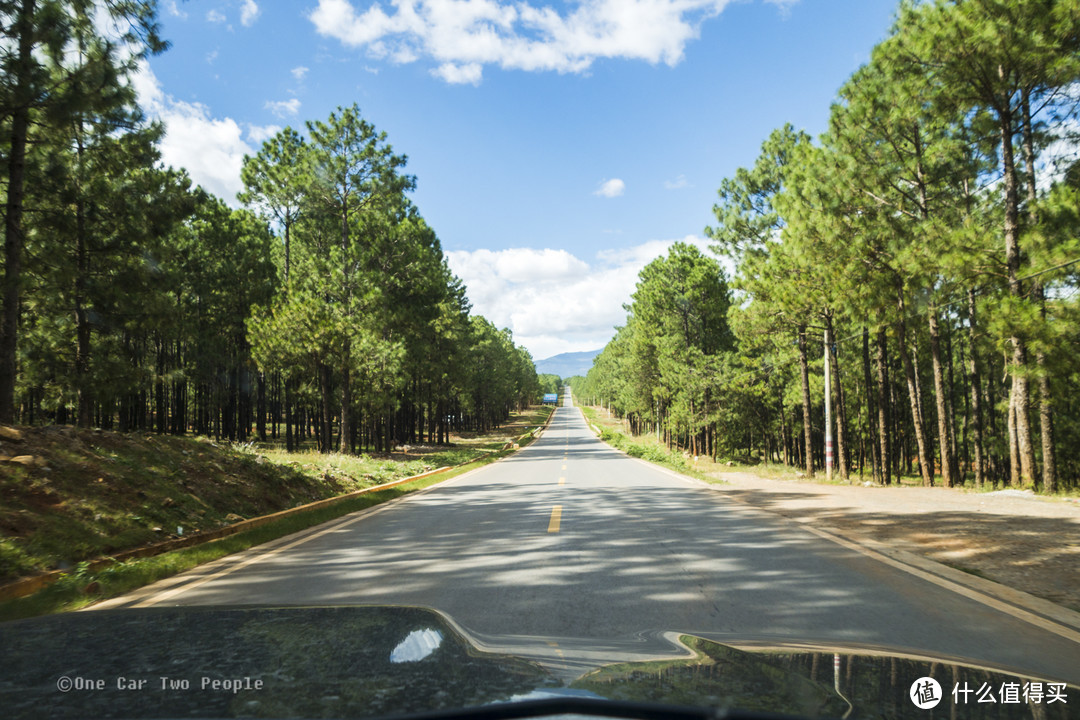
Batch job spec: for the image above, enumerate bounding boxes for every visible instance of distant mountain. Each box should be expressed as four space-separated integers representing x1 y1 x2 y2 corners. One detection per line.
535 349 602 379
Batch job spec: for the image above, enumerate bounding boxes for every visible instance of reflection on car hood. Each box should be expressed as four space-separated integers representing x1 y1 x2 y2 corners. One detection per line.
0 605 1075 719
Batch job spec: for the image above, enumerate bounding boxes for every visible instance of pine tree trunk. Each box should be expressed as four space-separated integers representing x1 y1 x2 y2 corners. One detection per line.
910 125 937 484
1034 287 1057 493
285 378 294 451
284 223 291 284
437 398 445 444
862 327 882 483
271 371 279 439
895 304 932 486
877 330 893 484
0 0 36 423
338 205 352 455
1037 346 1057 493
227 365 239 441
75 204 94 426
778 394 789 466
910 338 934 481
1021 90 1057 493
257 372 267 441
319 362 333 453
1008 383 1021 487
928 308 958 486
339 340 352 454
155 340 166 434
966 290 986 487
827 315 848 479
945 321 961 480
999 100 1037 485
797 325 814 477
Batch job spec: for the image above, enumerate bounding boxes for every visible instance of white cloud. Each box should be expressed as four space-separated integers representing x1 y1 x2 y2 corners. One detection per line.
206 49 219 64
594 178 625 198
291 65 310 80
765 0 799 16
246 123 282 144
664 174 690 190
446 236 719 360
454 248 590 285
240 0 260 27
131 63 253 205
265 98 301 117
165 0 187 19
308 0 741 84
207 9 226 23
432 62 483 85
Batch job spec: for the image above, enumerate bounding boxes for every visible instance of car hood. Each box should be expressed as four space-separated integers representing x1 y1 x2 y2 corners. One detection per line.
0 605 1075 719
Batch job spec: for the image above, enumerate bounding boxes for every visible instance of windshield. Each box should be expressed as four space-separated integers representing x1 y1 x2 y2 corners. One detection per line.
1 1 1079 719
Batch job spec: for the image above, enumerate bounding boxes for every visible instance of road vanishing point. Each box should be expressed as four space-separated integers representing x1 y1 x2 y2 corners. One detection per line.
100 393 1080 683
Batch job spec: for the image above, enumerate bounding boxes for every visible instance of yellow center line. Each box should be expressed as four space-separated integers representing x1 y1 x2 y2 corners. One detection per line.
545 640 566 659
558 477 565 485
561 464 566 470
547 505 562 533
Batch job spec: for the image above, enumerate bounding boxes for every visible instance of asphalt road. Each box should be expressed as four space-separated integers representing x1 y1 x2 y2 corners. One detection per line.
105 396 1080 683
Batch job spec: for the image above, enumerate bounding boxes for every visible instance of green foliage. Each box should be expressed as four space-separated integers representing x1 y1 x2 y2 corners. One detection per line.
240 104 539 451
3 28 539 454
537 374 562 396
0 0 169 423
583 243 733 454
594 425 688 472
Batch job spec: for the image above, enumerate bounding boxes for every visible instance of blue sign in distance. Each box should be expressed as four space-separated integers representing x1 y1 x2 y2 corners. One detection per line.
542 393 558 404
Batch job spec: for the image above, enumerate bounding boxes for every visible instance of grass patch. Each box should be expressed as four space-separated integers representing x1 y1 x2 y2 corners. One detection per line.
580 406 712 482
0 430 335 583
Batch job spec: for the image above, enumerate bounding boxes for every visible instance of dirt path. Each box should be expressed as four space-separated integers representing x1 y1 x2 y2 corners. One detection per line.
703 470 1080 613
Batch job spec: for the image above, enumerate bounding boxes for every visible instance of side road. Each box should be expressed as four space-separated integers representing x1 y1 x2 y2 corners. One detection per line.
703 470 1080 615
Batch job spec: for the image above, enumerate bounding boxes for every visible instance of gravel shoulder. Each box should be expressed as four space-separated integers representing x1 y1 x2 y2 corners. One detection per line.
702 470 1080 614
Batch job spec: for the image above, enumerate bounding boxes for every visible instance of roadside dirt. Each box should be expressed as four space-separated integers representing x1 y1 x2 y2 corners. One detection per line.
704 470 1080 614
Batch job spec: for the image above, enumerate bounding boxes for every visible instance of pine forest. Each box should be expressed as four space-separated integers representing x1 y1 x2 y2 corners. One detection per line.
574 0 1080 492
0 1 539 454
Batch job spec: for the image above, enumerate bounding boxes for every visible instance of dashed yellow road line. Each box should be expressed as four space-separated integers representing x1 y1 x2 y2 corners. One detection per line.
558 477 565 485
546 640 566 660
561 464 566 470
547 505 562 533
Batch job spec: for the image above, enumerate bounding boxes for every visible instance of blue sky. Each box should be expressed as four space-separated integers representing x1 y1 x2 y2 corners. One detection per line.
136 0 898 361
